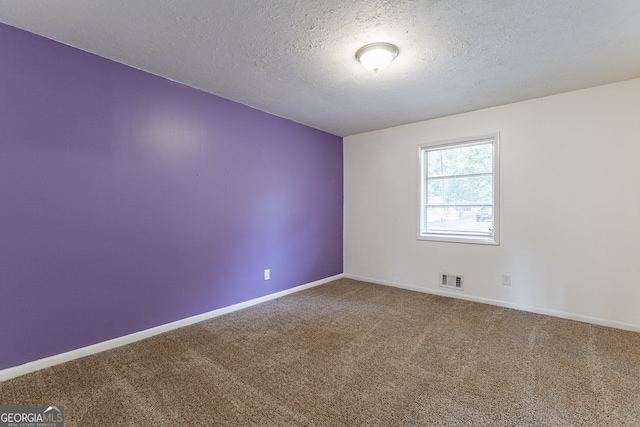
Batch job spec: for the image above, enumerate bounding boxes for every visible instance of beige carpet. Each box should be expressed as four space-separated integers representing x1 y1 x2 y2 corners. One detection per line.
1 278 639 426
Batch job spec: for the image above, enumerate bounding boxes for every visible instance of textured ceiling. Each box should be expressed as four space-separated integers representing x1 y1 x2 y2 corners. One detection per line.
1 0 640 136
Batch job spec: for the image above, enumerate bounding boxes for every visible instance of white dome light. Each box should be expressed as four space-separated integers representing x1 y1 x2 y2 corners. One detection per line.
355 42 399 73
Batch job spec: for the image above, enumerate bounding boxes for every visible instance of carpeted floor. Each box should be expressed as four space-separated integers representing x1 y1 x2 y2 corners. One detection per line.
1 278 639 426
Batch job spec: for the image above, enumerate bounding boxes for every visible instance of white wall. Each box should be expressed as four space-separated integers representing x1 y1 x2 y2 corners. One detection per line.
344 78 640 331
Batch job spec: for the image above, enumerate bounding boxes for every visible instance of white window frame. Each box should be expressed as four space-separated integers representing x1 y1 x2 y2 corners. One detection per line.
417 133 500 245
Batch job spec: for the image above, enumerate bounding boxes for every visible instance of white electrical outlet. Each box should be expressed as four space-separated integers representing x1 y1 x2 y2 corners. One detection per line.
502 274 511 286
264 269 270 280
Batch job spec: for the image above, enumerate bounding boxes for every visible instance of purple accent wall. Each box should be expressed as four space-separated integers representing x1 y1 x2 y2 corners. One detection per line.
0 23 343 370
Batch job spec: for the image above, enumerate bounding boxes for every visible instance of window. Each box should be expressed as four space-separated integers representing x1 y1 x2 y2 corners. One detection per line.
418 134 499 245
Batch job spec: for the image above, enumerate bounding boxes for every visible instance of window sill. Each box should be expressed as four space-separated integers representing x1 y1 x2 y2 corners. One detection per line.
417 234 499 245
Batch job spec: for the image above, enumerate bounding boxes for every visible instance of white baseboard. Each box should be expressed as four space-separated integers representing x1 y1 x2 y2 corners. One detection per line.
0 274 344 383
344 274 640 333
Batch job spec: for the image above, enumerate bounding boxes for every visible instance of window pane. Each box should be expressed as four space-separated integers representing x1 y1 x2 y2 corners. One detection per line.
427 175 493 207
427 142 493 177
425 206 493 237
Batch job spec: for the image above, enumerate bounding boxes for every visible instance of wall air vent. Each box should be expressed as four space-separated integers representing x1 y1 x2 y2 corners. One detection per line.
440 273 464 290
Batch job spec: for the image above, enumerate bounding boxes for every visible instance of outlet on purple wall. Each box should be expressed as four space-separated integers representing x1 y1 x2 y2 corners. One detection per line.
0 23 343 371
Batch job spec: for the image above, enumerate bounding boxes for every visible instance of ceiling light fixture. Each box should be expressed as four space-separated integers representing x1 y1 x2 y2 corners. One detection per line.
355 42 399 73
